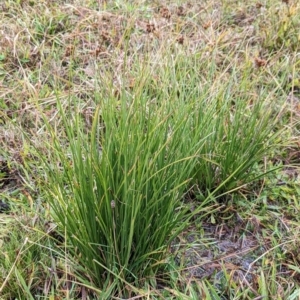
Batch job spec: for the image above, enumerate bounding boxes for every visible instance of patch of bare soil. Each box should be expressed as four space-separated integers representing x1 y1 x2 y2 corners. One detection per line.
0 156 13 212
0 153 22 213
176 223 263 276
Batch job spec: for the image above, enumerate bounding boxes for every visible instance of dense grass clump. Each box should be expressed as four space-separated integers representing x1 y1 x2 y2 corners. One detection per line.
42 59 203 295
38 53 280 297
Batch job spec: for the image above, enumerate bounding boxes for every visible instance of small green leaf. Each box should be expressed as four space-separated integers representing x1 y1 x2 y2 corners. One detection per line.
211 214 216 224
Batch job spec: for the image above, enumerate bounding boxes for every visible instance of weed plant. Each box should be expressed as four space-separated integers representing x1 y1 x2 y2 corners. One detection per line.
42 57 206 296
39 52 281 297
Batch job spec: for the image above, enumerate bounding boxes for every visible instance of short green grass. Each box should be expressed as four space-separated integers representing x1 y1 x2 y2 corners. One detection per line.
1 0 300 299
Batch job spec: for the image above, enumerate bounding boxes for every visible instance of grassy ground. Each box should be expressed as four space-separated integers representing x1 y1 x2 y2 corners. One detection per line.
0 0 300 299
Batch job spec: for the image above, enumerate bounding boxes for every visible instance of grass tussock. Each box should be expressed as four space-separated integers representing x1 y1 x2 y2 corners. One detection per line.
1 0 300 299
